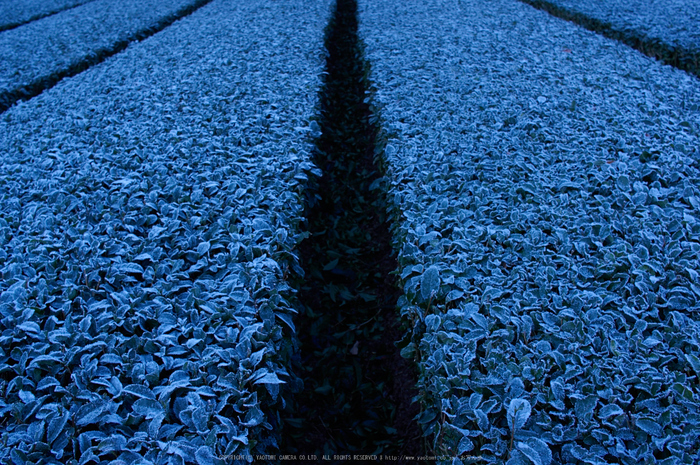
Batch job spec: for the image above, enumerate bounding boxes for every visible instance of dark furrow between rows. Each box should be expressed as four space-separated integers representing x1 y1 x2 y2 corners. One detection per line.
518 0 700 78
0 0 214 114
281 0 425 462
0 0 96 33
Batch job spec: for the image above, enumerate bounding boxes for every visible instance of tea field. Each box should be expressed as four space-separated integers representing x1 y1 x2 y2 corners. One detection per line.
0 0 699 464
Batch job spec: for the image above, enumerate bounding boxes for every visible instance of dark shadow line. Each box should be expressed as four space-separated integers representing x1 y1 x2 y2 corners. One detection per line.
280 0 424 462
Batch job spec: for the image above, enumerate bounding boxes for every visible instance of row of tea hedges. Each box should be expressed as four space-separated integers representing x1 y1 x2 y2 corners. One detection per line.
360 0 700 463
0 0 93 32
518 0 700 77
0 0 212 112
0 0 330 463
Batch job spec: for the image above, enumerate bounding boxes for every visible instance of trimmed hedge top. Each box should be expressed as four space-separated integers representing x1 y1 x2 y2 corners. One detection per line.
360 0 700 462
0 0 330 463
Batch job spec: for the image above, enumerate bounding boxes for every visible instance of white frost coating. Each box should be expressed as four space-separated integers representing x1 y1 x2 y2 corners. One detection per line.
359 0 700 461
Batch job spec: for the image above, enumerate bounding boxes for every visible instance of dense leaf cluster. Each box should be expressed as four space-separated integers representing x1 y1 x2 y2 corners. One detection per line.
360 0 700 463
0 0 330 463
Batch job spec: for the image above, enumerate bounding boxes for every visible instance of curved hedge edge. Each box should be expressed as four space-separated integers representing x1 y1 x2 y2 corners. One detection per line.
518 0 700 79
0 0 214 114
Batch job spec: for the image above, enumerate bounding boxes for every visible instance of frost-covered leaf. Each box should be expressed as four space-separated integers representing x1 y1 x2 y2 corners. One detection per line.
445 289 464 302
599 404 623 418
636 418 662 436
123 384 156 400
115 263 144 274
506 451 528 465
132 399 164 419
685 354 700 377
425 314 441 331
253 372 286 385
195 446 215 465
520 438 552 465
197 241 211 256
508 398 531 432
75 400 106 426
517 442 544 465
18 390 35 404
420 265 440 301
47 412 70 445
575 396 597 422
17 321 40 334
192 407 209 433
148 413 165 439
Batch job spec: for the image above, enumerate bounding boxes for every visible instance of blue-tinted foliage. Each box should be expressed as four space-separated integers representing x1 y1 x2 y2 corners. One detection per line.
0 0 332 462
359 0 700 462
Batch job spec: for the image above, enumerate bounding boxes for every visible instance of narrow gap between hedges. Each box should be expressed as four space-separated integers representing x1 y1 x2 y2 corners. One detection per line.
0 0 95 33
518 0 700 78
0 0 214 114
281 0 424 462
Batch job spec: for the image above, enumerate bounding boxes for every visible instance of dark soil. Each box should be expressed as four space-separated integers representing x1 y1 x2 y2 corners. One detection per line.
280 0 425 462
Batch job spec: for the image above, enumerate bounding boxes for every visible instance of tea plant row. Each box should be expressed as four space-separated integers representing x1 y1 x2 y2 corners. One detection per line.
360 0 700 463
519 0 700 76
0 0 211 112
0 0 330 463
0 0 92 32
